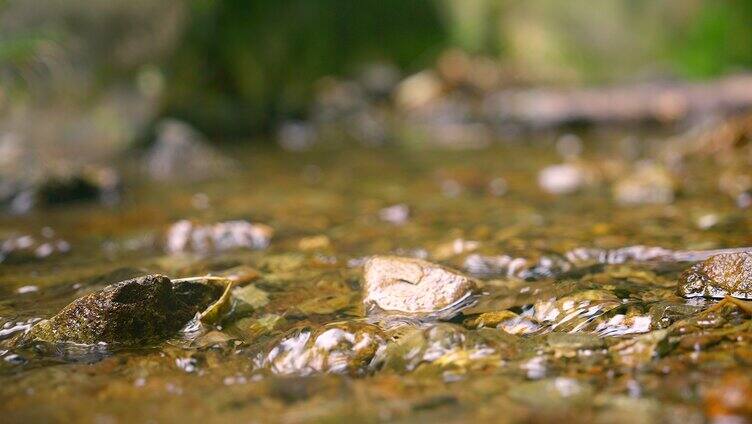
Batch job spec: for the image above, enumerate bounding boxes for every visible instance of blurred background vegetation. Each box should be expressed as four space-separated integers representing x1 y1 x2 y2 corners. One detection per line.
2 0 752 144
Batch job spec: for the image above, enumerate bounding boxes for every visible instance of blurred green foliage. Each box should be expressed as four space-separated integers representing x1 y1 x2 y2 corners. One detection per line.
162 0 752 136
3 0 752 138
668 0 752 78
164 0 448 136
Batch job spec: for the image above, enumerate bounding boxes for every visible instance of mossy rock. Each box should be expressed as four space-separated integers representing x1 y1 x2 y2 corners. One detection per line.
24 274 222 345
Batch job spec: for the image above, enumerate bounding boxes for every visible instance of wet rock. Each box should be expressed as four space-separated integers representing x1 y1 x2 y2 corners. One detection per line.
432 238 479 260
463 254 530 278
308 75 391 147
395 71 443 110
0 229 71 264
23 275 222 345
297 235 331 251
277 120 317 152
465 245 730 282
522 255 576 280
533 290 621 333
1 164 120 213
378 203 410 225
564 245 675 266
0 134 37 213
37 166 120 206
464 310 519 329
358 63 400 99
692 211 739 231
363 256 478 319
229 314 285 341
434 167 492 195
612 162 675 205
488 177 508 196
736 191 752 209
165 220 273 254
678 252 752 299
497 314 542 335
463 253 572 280
345 107 391 147
665 112 752 162
609 329 670 368
0 184 32 215
565 245 752 265
437 49 502 92
555 133 584 159
418 121 491 150
593 312 653 336
464 310 542 335
400 96 489 149
648 302 703 329
538 163 587 195
260 322 386 376
145 118 234 181
381 323 502 372
312 77 367 120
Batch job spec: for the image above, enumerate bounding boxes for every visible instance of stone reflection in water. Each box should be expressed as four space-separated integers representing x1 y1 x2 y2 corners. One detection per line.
533 290 624 333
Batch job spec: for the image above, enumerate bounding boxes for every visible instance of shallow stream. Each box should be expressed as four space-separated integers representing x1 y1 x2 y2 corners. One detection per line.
2 137 751 423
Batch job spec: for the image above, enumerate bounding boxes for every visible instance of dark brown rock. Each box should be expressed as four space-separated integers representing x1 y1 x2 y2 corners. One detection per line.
24 274 222 345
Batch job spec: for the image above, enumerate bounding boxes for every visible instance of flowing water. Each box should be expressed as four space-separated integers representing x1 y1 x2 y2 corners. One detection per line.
1 135 752 423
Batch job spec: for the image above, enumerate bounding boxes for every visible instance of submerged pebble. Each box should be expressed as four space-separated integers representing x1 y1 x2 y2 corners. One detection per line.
533 290 622 333
165 220 273 254
363 255 478 319
378 203 410 225
463 253 572 279
0 230 71 263
612 162 675 205
463 310 542 335
564 245 675 265
464 245 676 281
678 252 752 299
381 323 502 372
538 163 587 195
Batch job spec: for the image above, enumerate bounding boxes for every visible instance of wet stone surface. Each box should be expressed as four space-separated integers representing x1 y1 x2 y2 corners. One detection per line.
21 275 222 345
258 322 386 376
363 255 478 319
679 252 752 299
